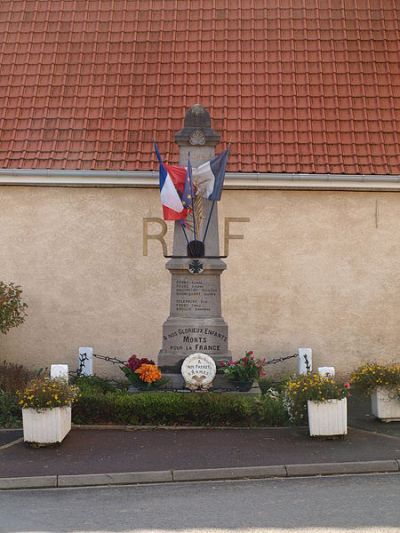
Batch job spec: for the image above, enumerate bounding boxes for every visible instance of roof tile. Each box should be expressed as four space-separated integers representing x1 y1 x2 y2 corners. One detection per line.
1 1 400 174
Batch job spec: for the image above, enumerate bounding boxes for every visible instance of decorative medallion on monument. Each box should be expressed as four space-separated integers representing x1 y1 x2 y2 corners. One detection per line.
181 353 216 391
188 259 204 274
189 129 206 145
153 104 233 389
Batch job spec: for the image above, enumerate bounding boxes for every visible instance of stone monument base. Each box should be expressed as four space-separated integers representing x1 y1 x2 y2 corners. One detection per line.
160 373 261 394
128 375 261 395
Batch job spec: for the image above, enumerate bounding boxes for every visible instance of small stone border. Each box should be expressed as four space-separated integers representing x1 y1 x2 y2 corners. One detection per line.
71 424 298 430
1 460 399 490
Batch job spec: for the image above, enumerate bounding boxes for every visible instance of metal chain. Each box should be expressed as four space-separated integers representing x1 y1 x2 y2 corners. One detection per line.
92 353 127 366
89 352 298 367
77 351 298 371
72 351 300 391
264 353 298 366
74 352 126 377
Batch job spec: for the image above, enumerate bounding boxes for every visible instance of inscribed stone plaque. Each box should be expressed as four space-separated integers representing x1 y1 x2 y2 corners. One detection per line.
171 274 221 317
162 321 228 357
181 353 217 390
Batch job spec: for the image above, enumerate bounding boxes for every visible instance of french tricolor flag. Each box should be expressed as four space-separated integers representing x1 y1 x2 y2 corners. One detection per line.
154 143 188 221
194 148 229 201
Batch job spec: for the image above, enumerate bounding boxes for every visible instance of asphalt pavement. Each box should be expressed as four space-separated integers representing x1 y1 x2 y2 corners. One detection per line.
0 394 399 489
1 475 400 532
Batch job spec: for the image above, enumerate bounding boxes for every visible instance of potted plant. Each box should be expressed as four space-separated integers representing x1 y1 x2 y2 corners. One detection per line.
285 373 351 437
121 355 166 391
351 362 400 422
17 377 79 446
218 351 265 391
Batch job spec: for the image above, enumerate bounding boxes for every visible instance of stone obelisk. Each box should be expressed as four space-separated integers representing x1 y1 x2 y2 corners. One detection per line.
158 104 231 370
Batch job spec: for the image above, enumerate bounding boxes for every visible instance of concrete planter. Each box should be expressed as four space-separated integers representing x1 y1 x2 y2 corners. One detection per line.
22 406 71 446
307 398 347 437
371 387 400 422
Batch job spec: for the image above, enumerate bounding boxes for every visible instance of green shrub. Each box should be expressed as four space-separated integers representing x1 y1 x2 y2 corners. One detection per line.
0 360 34 394
258 376 290 395
0 392 21 427
0 361 36 428
255 393 290 426
73 375 125 394
0 282 28 334
72 388 290 427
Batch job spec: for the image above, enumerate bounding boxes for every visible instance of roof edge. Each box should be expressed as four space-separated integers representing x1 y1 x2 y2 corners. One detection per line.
0 169 400 191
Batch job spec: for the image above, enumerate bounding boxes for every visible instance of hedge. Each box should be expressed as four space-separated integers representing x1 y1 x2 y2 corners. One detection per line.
72 389 289 427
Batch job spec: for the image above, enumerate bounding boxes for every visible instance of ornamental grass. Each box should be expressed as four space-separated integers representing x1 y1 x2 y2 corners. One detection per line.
350 362 400 397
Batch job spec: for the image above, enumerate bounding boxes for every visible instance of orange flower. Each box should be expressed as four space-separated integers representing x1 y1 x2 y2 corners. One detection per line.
135 363 162 383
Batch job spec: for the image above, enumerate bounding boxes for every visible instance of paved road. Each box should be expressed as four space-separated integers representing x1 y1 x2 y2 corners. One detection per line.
3 426 400 479
1 474 399 532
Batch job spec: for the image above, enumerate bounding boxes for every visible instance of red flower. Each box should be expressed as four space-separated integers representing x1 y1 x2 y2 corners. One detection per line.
127 355 141 372
127 355 155 372
344 382 351 389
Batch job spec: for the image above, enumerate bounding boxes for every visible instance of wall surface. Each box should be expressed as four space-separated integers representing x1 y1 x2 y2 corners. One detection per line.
1 185 399 377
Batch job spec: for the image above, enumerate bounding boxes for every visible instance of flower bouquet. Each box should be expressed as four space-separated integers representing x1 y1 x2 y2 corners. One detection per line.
219 351 265 391
121 355 166 391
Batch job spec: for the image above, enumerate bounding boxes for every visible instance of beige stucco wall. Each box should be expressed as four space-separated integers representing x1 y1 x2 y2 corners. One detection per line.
1 185 399 377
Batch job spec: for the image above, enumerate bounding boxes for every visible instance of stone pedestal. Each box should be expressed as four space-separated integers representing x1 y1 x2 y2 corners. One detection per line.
158 259 230 367
158 104 231 369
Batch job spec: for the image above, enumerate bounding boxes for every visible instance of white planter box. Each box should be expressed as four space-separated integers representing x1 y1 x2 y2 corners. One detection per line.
371 387 400 422
22 406 71 445
307 398 347 437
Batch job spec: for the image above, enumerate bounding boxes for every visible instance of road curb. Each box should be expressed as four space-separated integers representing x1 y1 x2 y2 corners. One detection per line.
71 424 300 431
172 465 287 481
0 475 57 490
285 460 400 477
0 460 399 489
58 470 173 487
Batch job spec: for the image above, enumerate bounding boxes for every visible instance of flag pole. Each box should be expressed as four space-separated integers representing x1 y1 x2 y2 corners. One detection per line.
202 144 230 245
202 200 215 245
179 221 192 249
188 152 197 241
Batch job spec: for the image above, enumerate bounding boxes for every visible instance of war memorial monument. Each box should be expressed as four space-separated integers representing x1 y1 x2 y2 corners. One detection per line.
156 104 233 390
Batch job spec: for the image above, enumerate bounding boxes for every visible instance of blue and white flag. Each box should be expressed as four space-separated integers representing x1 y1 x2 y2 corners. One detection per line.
194 148 229 201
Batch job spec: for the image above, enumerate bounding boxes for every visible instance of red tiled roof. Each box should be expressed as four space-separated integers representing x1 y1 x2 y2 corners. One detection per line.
1 0 400 174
